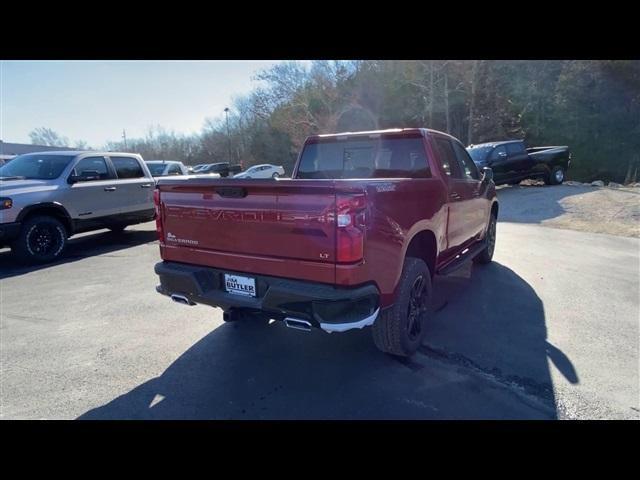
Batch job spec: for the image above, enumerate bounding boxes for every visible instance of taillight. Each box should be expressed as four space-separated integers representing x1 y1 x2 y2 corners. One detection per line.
336 194 366 263
153 189 164 242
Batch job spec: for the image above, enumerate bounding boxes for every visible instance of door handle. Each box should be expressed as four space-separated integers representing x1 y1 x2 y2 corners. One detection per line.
140 184 152 188
104 186 117 192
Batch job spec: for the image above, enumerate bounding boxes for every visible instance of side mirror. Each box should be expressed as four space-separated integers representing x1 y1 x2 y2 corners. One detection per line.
481 167 494 183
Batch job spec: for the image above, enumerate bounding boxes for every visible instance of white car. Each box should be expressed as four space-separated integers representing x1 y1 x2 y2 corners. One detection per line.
234 164 285 179
145 160 189 178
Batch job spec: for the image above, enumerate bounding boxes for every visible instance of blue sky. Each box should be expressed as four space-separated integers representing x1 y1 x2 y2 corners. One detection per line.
0 60 294 147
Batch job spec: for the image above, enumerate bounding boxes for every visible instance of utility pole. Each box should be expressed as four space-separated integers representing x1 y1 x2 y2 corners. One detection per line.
122 129 128 150
224 107 231 163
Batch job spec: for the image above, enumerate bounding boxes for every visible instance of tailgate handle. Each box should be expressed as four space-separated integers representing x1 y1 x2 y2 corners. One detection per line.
216 187 247 198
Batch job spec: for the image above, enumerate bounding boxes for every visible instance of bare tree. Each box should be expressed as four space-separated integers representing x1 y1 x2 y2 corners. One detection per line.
28 127 69 147
467 60 480 145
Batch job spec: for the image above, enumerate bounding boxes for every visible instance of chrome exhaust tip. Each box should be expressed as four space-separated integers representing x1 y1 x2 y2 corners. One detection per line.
284 318 312 332
170 294 195 306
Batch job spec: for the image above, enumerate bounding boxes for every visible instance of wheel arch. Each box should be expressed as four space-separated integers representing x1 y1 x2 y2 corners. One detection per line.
404 229 438 279
16 202 74 235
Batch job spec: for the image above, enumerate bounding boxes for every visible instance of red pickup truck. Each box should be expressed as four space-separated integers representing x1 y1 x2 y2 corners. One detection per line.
153 128 498 356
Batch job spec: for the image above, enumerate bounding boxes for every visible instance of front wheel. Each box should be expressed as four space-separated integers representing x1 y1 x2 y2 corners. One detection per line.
372 257 432 357
12 215 67 264
546 166 565 185
474 213 497 264
272 172 280 179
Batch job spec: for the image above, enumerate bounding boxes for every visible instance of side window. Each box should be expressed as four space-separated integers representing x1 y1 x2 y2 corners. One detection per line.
490 145 507 161
452 142 479 180
72 156 112 181
111 156 144 179
506 142 525 155
434 137 462 179
168 164 181 175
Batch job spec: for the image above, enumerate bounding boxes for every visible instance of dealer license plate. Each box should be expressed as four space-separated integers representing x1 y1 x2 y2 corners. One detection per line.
224 274 256 297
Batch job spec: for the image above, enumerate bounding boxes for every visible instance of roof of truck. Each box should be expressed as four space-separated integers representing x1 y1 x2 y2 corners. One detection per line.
467 140 524 149
8 150 141 157
309 128 469 143
313 128 421 138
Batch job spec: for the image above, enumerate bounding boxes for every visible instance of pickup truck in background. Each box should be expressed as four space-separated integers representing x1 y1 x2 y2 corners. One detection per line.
0 151 155 264
153 128 498 357
467 140 571 186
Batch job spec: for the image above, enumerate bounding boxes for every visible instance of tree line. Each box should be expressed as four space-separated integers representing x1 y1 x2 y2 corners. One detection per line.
29 60 640 183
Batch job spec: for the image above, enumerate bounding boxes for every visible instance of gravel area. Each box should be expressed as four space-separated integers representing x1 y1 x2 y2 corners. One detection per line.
497 183 640 238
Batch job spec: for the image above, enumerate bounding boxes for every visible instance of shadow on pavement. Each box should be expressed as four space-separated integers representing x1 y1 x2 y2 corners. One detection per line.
79 261 575 420
427 261 579 410
0 228 158 280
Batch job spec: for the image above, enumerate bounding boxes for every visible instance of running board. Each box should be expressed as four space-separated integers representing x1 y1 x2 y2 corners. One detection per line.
437 240 486 276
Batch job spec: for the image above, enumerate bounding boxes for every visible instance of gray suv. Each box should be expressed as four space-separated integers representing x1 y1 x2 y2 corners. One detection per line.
0 151 155 264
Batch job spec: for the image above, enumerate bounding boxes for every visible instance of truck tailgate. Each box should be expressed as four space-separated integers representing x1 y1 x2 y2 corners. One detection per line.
157 179 339 282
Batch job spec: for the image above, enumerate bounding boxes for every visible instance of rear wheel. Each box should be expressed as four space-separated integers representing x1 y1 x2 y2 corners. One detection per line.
12 215 67 264
372 257 431 357
474 213 497 264
546 166 565 185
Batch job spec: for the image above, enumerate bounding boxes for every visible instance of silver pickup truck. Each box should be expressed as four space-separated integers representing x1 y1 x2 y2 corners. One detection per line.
0 151 155 264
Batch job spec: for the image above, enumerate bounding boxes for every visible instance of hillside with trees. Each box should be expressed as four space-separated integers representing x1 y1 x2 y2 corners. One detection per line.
34 60 640 183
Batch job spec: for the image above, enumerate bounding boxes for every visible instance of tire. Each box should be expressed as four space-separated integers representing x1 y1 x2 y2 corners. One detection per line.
12 215 67 265
546 166 565 185
372 257 432 357
272 172 280 179
474 212 497 264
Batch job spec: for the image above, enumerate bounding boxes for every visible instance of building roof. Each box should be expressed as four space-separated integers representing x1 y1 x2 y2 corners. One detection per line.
0 141 80 157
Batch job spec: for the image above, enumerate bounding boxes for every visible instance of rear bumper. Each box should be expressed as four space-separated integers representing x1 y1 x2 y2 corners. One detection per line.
0 222 21 246
154 261 380 333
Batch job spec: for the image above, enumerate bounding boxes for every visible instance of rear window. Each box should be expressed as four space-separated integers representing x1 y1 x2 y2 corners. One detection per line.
112 156 144 179
296 137 430 179
146 163 168 176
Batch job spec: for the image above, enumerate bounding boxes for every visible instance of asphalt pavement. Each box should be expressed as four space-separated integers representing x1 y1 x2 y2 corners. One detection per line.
0 187 638 419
